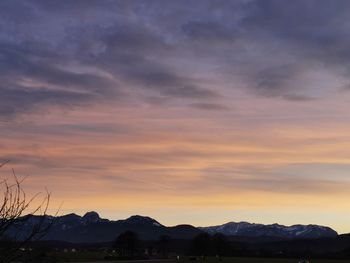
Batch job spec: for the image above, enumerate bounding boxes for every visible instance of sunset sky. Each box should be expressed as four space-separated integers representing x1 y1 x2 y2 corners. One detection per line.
2 0 350 233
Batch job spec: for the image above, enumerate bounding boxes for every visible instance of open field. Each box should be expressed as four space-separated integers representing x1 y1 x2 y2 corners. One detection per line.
180 257 350 263
60 258 350 263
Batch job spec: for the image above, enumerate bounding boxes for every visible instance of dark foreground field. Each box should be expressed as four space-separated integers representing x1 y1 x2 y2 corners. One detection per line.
58 257 350 263
62 259 350 263
182 259 350 263
184 258 350 263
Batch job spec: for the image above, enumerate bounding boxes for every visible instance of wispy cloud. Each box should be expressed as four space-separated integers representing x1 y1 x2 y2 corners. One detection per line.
2 0 350 232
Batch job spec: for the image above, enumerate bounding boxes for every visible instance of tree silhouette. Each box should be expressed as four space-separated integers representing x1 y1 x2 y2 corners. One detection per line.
114 230 140 258
212 233 229 257
158 234 171 258
192 233 212 257
0 161 53 263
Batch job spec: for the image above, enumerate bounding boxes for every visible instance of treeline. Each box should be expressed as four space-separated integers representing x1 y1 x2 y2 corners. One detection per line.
111 231 245 259
7 230 350 261
111 231 350 260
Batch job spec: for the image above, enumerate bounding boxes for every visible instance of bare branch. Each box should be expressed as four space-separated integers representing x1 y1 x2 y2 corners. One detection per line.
0 164 56 263
0 160 9 168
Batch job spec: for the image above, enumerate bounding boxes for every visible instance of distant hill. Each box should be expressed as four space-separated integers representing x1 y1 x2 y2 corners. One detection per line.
11 212 201 243
200 221 337 239
8 211 338 243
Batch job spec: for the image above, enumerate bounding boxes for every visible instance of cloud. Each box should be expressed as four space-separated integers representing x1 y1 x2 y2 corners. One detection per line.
179 0 350 99
3 1 350 231
239 0 350 92
2 0 350 119
0 42 120 118
0 87 94 118
0 1 227 118
182 21 237 42
75 23 222 100
189 102 229 111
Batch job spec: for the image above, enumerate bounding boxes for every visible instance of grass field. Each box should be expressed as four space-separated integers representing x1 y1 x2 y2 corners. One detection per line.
58 256 350 263
180 257 350 263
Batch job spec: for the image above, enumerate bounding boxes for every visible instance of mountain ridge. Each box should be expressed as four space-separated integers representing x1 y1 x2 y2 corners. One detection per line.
10 211 338 243
199 221 337 239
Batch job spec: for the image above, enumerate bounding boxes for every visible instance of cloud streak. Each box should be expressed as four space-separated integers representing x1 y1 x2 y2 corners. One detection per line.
2 0 350 232
2 0 350 118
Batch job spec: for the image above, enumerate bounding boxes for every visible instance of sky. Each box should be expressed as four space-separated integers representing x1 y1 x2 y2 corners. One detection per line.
1 0 350 233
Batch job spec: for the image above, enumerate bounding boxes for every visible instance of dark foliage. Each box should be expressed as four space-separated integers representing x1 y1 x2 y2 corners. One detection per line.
192 233 212 256
114 230 140 258
158 234 171 258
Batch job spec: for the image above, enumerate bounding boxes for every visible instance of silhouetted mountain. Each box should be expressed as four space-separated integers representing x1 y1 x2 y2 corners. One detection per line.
200 221 337 239
8 212 338 243
82 211 102 224
12 212 201 243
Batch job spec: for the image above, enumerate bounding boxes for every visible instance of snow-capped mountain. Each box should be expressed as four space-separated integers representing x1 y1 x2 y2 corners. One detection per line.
200 221 337 239
9 212 338 243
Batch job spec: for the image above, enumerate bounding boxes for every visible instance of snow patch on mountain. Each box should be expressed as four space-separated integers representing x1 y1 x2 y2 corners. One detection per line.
199 222 337 239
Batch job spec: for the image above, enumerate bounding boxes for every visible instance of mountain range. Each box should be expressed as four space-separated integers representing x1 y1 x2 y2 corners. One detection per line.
200 221 337 240
12 211 338 243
